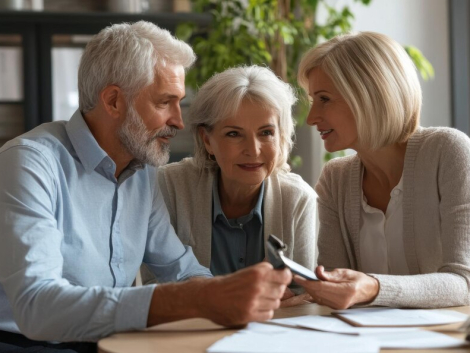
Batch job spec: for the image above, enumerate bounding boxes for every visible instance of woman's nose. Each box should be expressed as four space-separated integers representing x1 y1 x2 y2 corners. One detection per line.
306 104 322 126
243 136 260 156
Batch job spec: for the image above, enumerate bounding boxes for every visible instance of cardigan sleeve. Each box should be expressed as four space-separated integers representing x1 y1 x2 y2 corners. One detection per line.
370 130 470 308
157 166 177 227
291 184 317 272
315 160 352 270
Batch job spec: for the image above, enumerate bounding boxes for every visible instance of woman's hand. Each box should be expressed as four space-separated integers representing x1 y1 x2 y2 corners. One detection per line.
280 292 313 308
281 287 295 301
293 266 380 310
279 288 313 308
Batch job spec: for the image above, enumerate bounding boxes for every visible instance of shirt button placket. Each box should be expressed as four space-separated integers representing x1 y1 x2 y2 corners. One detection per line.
239 222 246 269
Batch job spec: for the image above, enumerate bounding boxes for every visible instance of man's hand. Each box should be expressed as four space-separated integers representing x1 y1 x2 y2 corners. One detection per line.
147 262 291 327
293 266 379 310
198 262 292 326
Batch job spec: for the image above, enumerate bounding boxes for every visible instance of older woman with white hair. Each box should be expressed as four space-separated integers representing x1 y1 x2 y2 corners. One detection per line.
143 65 316 303
293 31 470 309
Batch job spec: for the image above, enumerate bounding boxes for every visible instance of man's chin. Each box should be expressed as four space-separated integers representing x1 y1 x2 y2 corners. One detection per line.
146 151 170 167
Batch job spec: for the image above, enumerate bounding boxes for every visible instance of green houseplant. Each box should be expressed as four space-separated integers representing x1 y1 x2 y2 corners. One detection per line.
177 0 434 164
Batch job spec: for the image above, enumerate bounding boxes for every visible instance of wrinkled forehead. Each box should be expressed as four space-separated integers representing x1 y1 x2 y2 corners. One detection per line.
215 95 280 125
136 64 186 99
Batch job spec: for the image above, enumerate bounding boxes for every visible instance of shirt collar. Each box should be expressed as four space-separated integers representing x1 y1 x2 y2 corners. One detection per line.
66 110 146 175
212 174 264 223
394 174 404 192
361 170 404 211
66 110 109 173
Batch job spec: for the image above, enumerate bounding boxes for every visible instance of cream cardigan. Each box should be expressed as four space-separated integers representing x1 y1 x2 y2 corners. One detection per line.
316 127 470 308
152 157 317 271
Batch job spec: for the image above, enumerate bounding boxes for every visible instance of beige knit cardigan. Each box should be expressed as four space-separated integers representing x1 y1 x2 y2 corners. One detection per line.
154 157 317 271
315 127 470 308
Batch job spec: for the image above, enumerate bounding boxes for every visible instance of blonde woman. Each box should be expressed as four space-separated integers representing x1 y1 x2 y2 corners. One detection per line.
294 32 470 309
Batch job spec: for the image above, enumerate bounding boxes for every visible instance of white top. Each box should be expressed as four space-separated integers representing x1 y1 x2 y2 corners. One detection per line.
360 174 410 275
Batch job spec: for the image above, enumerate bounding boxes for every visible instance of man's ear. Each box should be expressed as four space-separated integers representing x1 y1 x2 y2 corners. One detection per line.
198 126 212 154
100 85 126 119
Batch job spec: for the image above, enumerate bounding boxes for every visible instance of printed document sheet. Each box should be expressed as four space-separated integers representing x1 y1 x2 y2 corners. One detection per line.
270 315 417 335
269 315 468 349
207 323 380 353
333 307 468 327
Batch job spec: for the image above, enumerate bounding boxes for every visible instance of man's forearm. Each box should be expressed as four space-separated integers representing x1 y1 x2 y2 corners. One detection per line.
147 278 210 327
146 264 292 328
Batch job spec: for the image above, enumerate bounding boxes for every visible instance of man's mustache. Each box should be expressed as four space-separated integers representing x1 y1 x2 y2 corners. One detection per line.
149 126 178 141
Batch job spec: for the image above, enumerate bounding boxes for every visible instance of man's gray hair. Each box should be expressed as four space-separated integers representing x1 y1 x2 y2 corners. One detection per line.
78 21 196 113
189 65 297 172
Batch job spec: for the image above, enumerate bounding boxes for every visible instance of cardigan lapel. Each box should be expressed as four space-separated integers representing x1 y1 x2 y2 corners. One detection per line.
401 128 423 274
346 156 362 270
191 167 216 269
263 173 283 258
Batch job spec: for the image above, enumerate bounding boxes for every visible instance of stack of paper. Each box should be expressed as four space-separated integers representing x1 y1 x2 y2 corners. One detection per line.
371 330 468 349
207 323 380 353
269 315 467 349
207 308 470 352
333 307 468 327
270 315 417 335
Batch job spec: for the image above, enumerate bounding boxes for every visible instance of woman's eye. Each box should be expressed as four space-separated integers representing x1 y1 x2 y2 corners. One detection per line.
319 96 330 103
226 131 239 137
261 130 274 136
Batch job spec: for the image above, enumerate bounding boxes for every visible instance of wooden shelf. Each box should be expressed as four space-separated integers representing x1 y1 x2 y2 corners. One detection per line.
0 10 211 27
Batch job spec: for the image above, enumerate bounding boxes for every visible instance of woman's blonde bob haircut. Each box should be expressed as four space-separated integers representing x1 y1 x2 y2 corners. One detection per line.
298 32 422 150
189 65 297 172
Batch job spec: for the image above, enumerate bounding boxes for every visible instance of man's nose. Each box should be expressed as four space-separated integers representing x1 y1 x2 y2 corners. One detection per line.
168 104 184 130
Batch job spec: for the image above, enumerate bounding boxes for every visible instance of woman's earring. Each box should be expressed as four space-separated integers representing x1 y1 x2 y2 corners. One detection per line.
208 153 216 162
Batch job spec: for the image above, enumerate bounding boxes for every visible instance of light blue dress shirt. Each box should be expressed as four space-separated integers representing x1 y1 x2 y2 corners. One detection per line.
210 176 265 276
0 110 211 342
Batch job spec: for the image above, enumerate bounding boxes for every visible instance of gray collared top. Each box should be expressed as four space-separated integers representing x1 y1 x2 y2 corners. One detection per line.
210 175 265 276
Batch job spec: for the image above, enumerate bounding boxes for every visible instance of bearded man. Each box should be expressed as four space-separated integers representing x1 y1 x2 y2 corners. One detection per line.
0 21 291 353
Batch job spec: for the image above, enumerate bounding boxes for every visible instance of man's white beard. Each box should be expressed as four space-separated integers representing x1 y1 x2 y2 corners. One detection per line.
117 104 176 167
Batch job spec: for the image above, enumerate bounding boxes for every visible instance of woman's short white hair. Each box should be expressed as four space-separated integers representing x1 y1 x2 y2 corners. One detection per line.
78 21 195 113
298 32 422 150
189 65 298 172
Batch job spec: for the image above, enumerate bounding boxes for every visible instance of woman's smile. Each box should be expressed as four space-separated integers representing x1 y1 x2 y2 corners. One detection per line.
237 163 265 171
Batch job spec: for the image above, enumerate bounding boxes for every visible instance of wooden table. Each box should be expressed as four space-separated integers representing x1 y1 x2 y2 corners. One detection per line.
98 304 470 353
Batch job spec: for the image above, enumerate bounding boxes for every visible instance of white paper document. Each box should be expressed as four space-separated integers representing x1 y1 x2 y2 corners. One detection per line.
269 316 468 349
207 323 380 353
371 330 468 349
270 315 417 335
333 307 468 327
